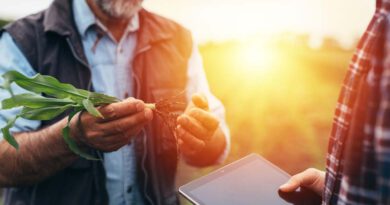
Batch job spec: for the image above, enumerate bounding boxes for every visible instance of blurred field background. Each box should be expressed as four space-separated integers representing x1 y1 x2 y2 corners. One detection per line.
0 0 371 204
176 35 352 204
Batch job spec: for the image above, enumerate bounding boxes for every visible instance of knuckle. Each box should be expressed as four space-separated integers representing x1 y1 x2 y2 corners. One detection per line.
189 108 200 117
306 168 318 175
290 175 300 182
113 122 124 133
88 131 100 140
102 106 116 119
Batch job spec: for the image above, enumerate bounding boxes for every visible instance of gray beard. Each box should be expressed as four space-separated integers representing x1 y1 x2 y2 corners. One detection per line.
94 0 143 19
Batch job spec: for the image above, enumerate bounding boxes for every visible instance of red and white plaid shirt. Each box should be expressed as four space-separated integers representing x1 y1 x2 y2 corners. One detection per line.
324 0 390 204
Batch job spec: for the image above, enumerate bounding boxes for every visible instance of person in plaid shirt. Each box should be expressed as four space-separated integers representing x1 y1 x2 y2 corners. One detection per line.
279 0 390 204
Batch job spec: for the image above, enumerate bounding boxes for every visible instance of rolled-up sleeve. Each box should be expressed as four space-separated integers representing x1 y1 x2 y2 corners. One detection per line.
185 41 231 163
0 32 41 140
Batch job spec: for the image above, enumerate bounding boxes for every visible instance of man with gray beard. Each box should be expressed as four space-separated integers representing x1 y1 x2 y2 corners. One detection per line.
0 0 230 204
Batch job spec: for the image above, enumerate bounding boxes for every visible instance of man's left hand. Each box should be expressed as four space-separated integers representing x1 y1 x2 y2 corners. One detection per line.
176 93 220 157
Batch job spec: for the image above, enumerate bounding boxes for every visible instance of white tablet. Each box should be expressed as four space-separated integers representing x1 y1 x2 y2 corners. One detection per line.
179 154 321 205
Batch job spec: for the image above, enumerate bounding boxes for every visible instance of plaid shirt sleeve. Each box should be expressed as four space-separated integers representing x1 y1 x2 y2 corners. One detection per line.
372 27 390 204
323 1 390 204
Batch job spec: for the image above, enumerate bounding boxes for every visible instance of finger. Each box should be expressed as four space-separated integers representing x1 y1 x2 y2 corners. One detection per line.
279 177 301 193
177 114 211 141
178 138 197 156
192 93 209 110
279 168 321 193
99 108 153 135
94 127 142 152
176 126 205 151
188 108 219 131
89 131 130 146
107 131 138 147
122 125 144 139
97 98 145 122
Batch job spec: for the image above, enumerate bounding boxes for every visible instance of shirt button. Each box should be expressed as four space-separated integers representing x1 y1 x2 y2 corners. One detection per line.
127 186 133 193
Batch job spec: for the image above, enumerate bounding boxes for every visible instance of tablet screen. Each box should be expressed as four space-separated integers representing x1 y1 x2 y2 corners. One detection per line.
179 154 321 205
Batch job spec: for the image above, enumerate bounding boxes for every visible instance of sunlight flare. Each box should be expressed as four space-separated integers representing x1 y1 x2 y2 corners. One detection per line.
236 43 276 75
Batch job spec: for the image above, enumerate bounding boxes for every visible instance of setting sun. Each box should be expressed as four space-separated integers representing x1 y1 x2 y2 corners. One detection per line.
236 43 276 74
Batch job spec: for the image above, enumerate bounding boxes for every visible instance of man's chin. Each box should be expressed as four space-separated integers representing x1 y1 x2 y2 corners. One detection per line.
109 10 139 20
96 0 142 20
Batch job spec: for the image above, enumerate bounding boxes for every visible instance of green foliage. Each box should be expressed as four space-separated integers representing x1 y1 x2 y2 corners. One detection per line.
0 19 8 28
0 71 120 160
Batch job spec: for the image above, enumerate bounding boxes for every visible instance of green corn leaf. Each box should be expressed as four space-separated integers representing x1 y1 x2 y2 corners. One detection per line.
2 71 88 101
0 71 122 160
62 109 99 160
87 91 120 105
20 105 75 120
2 93 76 109
82 99 103 118
2 77 14 97
1 116 19 149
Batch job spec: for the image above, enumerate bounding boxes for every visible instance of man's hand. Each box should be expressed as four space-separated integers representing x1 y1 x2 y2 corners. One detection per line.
279 168 325 197
176 93 225 165
71 97 153 152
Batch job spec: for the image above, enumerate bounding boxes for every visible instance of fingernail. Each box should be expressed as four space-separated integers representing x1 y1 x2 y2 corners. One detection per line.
144 109 153 120
136 102 144 112
279 183 290 190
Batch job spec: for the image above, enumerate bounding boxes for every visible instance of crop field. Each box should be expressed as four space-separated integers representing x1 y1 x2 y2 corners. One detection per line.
176 36 353 203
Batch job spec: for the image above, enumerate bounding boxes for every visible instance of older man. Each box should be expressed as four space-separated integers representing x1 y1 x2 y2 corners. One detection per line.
0 0 229 204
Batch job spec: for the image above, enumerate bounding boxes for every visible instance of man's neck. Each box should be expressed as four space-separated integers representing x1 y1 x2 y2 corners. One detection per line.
86 0 130 42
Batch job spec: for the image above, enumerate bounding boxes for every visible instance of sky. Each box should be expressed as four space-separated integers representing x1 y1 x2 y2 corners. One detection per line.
0 0 375 45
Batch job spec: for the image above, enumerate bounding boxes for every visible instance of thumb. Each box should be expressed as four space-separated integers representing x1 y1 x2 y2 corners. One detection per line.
279 176 302 193
192 93 208 110
279 168 323 193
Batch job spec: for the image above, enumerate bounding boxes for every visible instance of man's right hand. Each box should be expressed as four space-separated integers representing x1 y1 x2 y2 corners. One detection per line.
279 168 325 197
70 97 153 152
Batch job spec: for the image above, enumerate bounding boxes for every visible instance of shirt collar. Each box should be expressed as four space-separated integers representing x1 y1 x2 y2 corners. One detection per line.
73 0 140 38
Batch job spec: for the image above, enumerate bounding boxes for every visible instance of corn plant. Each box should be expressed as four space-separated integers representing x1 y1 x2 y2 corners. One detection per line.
0 71 184 160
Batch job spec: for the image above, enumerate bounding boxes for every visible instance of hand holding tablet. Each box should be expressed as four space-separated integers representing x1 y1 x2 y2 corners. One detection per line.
179 154 322 205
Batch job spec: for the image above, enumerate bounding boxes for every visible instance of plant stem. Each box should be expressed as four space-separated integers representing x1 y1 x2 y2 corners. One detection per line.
146 103 156 110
